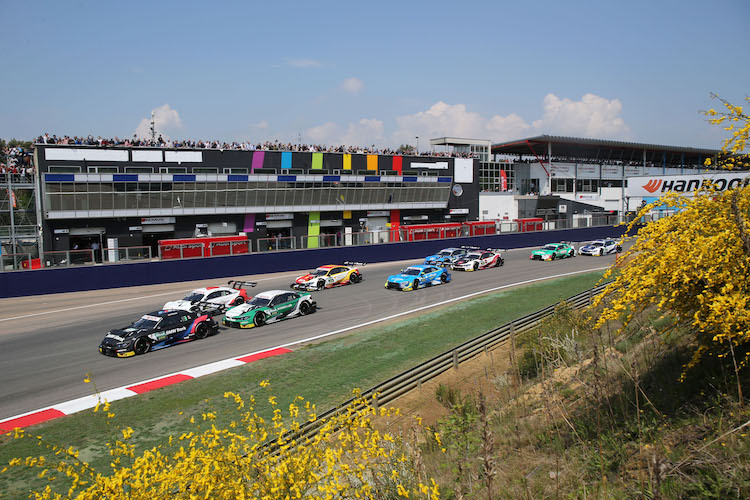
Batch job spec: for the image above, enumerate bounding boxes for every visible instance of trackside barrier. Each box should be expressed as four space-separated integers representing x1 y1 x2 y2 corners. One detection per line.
103 246 152 263
256 236 296 252
264 282 611 455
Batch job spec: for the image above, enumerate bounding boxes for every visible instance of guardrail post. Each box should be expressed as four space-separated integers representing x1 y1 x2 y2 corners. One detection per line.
453 350 459 369
65 250 70 267
588 288 593 305
372 393 379 411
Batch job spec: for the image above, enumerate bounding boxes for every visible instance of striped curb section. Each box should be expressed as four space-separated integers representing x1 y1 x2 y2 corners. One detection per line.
0 347 291 433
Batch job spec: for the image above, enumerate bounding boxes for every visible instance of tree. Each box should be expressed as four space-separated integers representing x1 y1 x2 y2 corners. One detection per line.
593 96 750 375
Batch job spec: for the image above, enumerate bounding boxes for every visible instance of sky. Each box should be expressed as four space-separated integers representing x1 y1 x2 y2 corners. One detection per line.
1 0 748 151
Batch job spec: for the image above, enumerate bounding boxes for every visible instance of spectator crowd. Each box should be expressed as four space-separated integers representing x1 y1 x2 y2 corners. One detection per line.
35 133 478 158
1 144 34 180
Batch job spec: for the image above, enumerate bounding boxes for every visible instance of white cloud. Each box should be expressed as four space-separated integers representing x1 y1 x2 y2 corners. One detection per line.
288 58 321 68
252 120 269 129
392 101 530 146
341 77 364 94
303 93 629 149
134 104 182 139
531 93 630 138
340 118 384 146
305 121 339 144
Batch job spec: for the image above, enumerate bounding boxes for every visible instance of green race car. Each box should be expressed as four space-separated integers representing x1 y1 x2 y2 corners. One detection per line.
223 290 316 328
530 242 576 261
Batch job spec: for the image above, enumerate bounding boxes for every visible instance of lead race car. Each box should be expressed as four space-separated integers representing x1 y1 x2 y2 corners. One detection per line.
452 247 505 271
291 262 364 291
163 280 257 311
424 248 468 267
223 290 317 328
578 238 622 256
99 304 221 357
530 242 576 261
385 265 451 291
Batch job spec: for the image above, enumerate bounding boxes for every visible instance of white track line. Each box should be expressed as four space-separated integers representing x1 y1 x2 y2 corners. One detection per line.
0 265 608 426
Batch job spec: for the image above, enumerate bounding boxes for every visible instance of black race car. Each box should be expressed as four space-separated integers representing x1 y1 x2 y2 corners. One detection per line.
98 307 220 358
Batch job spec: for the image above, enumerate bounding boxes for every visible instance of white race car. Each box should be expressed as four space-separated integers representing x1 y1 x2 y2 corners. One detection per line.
578 239 622 256
163 281 257 311
451 248 505 271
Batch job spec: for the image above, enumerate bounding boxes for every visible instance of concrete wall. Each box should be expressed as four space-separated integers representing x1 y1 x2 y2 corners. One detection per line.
1 225 630 298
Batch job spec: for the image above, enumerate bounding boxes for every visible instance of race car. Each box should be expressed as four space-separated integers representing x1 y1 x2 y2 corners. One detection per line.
578 239 622 256
163 281 257 311
452 248 505 271
291 262 364 291
530 242 576 261
385 265 451 291
424 247 468 267
99 306 220 357
223 290 317 328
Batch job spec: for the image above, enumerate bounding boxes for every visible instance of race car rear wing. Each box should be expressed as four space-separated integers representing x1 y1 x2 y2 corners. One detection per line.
460 245 481 250
485 248 507 253
227 280 258 290
189 301 228 317
342 261 366 266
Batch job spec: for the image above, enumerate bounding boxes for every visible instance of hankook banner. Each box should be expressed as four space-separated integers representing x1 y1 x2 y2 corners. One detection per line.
627 172 750 197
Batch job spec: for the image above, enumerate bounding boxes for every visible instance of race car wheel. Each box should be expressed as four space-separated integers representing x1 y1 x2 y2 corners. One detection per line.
253 312 265 327
194 322 209 340
133 338 151 355
551 254 556 260
616 245 622 253
231 297 245 306
496 258 504 267
412 279 419 290
473 262 479 271
316 280 326 291
300 301 311 315
440 273 447 283
350 273 361 284
569 250 575 257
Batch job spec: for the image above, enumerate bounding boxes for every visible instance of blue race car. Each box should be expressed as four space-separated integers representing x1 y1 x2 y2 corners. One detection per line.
385 265 451 291
424 247 467 267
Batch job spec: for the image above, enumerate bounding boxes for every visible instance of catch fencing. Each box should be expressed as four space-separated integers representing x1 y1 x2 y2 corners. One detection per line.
266 281 610 453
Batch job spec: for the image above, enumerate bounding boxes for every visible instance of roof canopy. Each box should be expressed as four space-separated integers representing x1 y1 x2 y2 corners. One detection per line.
491 135 719 166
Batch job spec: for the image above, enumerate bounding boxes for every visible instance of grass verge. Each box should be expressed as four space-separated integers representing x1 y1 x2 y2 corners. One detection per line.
0 271 603 497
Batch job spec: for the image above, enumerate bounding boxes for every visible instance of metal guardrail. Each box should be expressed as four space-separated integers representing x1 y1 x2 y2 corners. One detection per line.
265 281 610 453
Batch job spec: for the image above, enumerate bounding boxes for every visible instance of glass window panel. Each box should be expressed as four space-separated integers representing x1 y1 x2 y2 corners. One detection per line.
61 194 75 210
114 192 127 210
101 192 113 209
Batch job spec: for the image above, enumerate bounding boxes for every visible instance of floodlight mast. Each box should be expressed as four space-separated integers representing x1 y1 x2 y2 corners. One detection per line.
150 111 156 143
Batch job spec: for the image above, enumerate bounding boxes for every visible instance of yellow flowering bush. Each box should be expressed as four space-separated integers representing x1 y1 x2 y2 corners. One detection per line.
593 96 750 372
1 383 440 499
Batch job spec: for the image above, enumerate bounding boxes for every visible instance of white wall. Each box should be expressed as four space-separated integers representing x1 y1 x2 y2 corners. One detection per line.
479 193 517 221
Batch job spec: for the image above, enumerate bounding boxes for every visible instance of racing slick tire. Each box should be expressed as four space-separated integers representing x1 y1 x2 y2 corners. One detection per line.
231 297 245 306
473 262 479 271
569 250 575 257
300 301 311 315
133 337 151 355
551 254 556 261
349 273 361 284
253 312 266 327
496 258 504 267
616 245 623 253
412 279 419 290
194 322 209 340
316 280 326 291
440 273 447 283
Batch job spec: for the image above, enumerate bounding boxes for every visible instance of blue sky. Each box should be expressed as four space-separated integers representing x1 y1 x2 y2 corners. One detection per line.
1 0 747 150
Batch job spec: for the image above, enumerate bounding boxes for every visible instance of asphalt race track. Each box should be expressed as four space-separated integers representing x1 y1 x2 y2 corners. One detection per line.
0 245 626 420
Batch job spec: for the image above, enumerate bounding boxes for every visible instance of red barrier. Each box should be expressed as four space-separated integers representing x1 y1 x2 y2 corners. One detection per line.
516 218 544 232
159 236 249 260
